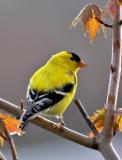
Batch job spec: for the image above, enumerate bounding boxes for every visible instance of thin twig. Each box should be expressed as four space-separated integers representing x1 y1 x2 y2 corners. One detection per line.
1 120 18 160
95 17 113 28
0 151 6 160
118 20 122 25
0 131 6 141
74 99 98 135
20 99 24 112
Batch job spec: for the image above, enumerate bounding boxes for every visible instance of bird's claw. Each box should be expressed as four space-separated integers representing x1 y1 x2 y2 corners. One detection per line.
57 122 65 131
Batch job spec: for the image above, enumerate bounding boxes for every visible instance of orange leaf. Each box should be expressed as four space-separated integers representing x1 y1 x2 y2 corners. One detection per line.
0 113 22 146
85 11 101 43
117 116 122 131
89 127 103 138
89 107 122 137
0 113 22 135
4 117 21 135
71 4 106 43
89 108 105 137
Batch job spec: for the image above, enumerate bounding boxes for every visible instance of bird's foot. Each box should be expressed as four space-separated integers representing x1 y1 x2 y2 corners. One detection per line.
57 116 65 125
56 116 65 131
56 123 64 133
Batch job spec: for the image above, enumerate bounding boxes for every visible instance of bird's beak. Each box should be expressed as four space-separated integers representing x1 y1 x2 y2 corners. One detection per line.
78 60 88 68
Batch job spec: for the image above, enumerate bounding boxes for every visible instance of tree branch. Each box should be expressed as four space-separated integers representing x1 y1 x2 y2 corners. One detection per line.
97 5 121 160
74 99 98 135
0 119 18 160
3 123 18 160
0 98 97 149
103 6 121 140
99 141 120 160
0 152 6 160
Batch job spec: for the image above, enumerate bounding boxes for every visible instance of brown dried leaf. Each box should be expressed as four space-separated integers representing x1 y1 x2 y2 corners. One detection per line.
71 4 106 42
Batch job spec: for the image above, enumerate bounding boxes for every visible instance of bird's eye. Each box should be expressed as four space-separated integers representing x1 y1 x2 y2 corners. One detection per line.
70 57 75 61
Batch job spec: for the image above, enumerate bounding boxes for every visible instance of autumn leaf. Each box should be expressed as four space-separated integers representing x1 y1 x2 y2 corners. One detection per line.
0 113 22 145
0 113 21 134
89 108 106 137
71 4 106 43
117 115 122 132
85 11 101 43
89 107 122 137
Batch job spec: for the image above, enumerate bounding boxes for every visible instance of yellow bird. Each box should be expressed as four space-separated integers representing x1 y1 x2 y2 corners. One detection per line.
19 51 87 130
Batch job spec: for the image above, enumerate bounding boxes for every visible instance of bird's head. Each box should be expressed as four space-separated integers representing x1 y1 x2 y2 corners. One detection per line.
49 51 87 73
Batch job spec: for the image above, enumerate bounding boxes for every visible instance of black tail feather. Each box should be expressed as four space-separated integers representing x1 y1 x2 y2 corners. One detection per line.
17 111 30 131
20 120 30 131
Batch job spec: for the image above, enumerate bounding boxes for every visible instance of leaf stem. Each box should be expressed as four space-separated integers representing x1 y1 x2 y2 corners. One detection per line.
95 17 113 28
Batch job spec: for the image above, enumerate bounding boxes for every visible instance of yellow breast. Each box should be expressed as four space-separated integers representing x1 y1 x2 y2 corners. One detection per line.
27 62 78 116
44 85 77 116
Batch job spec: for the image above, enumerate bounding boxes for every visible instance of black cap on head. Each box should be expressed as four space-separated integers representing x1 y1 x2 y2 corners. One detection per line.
70 52 81 63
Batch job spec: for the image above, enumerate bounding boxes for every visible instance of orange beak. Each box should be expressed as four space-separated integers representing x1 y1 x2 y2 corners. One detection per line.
78 60 88 68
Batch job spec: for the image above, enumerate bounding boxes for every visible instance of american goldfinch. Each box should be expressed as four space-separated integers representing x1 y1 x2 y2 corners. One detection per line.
19 51 87 130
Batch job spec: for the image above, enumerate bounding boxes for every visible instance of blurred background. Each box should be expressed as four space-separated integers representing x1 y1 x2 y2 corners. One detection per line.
0 0 122 159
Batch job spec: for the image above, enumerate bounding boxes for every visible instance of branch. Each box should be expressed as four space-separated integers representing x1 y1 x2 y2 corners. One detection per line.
74 99 98 135
95 17 113 28
97 5 121 160
103 6 121 140
4 124 18 160
0 98 97 149
99 142 120 160
0 152 6 160
0 119 18 160
118 19 122 25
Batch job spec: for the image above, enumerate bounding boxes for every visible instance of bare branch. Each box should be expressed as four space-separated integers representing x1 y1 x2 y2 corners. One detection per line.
4 128 18 160
96 4 122 160
0 120 18 160
103 5 121 139
0 152 6 160
99 142 120 160
74 99 98 136
0 98 97 149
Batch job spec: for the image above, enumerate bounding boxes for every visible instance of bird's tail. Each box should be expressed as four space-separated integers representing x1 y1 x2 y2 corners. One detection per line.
20 120 30 131
17 112 30 131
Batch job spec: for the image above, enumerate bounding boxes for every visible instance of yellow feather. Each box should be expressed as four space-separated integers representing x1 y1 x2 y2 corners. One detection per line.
26 51 85 116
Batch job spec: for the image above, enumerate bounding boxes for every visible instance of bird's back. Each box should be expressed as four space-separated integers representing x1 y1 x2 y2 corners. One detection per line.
28 62 77 93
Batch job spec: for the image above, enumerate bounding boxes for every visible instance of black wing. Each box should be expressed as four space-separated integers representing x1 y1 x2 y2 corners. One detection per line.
21 83 74 122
